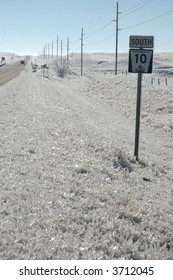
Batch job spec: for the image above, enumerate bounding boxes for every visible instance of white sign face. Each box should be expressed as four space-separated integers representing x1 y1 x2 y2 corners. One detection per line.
129 35 154 49
128 49 153 73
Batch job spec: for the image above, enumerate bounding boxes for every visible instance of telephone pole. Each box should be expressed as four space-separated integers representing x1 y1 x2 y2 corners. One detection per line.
43 44 46 59
45 43 47 59
57 35 59 59
61 40 63 64
48 43 49 59
52 40 53 59
81 28 84 76
115 1 119 75
67 37 69 69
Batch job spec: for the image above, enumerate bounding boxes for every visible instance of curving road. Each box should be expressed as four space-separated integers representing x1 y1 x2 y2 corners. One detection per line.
0 56 29 86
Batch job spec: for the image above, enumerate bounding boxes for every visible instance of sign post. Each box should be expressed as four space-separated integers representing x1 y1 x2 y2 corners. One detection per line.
128 35 154 161
134 72 142 161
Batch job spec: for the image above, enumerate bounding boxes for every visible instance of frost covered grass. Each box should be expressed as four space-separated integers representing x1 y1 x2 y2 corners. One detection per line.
0 53 173 259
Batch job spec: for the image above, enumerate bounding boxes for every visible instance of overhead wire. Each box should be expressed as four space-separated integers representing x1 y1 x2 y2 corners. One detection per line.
69 1 115 46
120 0 154 19
121 0 153 13
51 0 171 54
83 0 155 48
121 9 173 30
70 46 81 51
85 33 115 46
70 38 80 46
84 20 113 38
63 1 151 50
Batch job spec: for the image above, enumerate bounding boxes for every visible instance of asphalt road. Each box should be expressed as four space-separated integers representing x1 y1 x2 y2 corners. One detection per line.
0 60 27 86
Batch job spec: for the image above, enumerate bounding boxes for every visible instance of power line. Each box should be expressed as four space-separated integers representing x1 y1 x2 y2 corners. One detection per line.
70 46 80 51
85 33 114 46
70 1 154 49
121 0 152 13
85 20 113 39
70 38 80 46
120 0 154 19
70 1 154 48
76 0 152 40
121 9 173 30
69 5 114 44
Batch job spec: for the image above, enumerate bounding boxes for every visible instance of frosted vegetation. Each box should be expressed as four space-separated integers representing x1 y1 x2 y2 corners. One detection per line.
0 52 172 259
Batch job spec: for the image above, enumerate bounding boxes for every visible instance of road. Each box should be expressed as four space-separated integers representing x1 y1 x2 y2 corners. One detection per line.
0 57 29 86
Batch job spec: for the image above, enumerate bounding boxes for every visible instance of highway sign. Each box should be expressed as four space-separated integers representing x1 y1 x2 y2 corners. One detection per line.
128 34 154 160
129 35 154 49
128 49 153 73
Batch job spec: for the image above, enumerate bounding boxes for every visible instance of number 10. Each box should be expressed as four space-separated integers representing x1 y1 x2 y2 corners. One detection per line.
135 54 147 64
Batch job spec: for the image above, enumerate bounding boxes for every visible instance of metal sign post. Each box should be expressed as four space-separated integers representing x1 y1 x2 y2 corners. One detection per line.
134 72 142 161
128 35 154 161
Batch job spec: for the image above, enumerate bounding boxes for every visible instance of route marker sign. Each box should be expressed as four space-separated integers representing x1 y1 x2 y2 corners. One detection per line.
128 49 153 74
128 35 154 161
129 35 154 49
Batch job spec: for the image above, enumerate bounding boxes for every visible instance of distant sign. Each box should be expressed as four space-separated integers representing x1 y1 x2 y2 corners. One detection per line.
128 49 153 74
129 36 154 49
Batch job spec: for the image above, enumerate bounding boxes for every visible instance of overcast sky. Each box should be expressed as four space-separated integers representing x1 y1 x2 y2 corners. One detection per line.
0 0 173 55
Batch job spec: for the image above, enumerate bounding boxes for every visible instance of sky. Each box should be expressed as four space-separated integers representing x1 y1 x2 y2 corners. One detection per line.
0 0 173 56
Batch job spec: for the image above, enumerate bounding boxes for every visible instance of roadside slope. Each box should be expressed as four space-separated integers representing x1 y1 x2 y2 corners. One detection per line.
0 63 172 259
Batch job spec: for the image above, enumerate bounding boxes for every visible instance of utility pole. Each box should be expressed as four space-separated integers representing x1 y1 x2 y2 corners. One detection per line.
115 1 119 75
43 45 46 59
81 28 84 76
67 37 69 69
48 42 50 59
45 44 47 59
61 40 63 64
57 35 59 59
45 43 47 59
52 40 53 59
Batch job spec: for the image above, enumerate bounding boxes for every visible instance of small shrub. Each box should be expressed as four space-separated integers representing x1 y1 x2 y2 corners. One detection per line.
56 60 68 78
113 148 133 173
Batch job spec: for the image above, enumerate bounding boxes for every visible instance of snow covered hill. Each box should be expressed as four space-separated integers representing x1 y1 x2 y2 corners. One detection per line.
0 53 172 259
